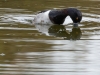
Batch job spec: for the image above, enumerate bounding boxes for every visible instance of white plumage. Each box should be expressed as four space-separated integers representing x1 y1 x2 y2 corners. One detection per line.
33 10 53 25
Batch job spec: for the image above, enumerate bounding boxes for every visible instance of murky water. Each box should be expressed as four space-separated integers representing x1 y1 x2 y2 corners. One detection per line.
0 0 100 75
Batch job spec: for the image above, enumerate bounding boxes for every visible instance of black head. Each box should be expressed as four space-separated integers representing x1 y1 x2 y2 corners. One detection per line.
67 8 82 23
65 8 82 27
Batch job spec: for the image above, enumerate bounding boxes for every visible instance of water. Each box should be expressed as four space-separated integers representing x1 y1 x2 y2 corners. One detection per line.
0 0 100 75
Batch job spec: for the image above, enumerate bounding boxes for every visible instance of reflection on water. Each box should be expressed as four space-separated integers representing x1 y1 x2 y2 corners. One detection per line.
0 0 100 75
35 24 82 40
48 25 82 40
0 41 100 75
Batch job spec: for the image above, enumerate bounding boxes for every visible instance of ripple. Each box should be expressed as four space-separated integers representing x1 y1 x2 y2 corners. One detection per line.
0 27 37 30
0 2 100 75
0 8 35 25
0 14 35 25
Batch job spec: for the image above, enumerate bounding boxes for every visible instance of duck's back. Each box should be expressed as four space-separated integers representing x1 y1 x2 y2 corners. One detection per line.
49 10 67 25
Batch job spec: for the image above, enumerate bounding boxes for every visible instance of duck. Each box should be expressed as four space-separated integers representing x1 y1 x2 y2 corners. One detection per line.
33 8 82 27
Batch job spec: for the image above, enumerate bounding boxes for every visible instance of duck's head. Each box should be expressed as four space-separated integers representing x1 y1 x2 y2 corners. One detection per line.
63 8 82 27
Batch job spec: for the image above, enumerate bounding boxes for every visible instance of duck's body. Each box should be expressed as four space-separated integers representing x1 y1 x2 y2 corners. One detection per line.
33 8 82 27
33 10 53 25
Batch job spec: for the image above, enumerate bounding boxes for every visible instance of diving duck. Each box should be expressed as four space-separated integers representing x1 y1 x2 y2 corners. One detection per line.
33 8 82 27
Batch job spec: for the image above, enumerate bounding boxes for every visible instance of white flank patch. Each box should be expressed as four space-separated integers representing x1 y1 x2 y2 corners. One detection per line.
33 10 53 25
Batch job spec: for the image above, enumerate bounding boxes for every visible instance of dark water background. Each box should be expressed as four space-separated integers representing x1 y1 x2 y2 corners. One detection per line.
0 0 100 75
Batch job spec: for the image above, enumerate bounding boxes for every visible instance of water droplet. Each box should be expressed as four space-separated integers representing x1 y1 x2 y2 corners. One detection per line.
0 53 5 56
4 41 7 43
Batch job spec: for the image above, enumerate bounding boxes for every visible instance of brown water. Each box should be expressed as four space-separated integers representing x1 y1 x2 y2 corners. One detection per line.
0 0 100 75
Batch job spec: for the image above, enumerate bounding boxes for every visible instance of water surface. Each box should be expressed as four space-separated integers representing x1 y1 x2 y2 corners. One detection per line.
0 0 100 75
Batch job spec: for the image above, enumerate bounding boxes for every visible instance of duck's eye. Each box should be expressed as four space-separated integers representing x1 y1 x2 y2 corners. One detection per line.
76 17 78 20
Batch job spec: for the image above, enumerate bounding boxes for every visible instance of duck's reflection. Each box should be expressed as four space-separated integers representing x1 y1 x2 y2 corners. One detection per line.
48 25 70 38
69 27 82 40
35 24 82 40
